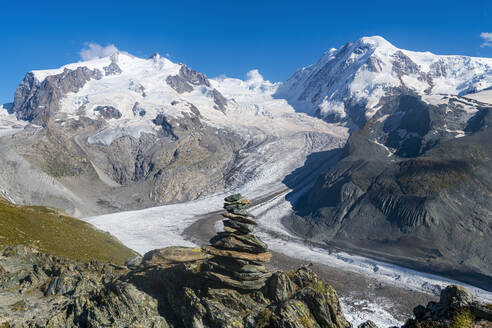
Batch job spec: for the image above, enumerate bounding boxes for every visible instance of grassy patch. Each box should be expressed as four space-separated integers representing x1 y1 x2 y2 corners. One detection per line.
450 309 474 328
285 270 296 281
0 198 137 264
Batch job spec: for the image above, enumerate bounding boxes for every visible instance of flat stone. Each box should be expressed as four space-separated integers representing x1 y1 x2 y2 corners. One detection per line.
142 246 210 267
223 220 254 234
224 203 249 211
210 232 267 253
231 271 273 281
208 258 268 274
223 226 240 234
224 198 250 205
224 194 243 202
228 208 251 216
222 213 256 225
201 271 267 290
202 245 272 263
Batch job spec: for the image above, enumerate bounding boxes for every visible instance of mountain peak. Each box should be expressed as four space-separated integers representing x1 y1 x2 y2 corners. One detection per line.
356 35 394 48
278 36 492 126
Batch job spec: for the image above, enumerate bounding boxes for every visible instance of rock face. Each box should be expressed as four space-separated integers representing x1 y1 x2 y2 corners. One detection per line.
0 197 353 328
403 285 492 328
93 105 122 119
276 36 492 126
288 94 492 290
201 194 273 291
1 49 344 218
13 67 102 124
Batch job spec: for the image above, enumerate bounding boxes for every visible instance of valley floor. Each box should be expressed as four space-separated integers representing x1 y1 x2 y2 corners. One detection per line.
83 182 492 327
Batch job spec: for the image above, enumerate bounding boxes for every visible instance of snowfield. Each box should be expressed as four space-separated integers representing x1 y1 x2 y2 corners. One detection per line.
84 170 492 327
0 105 27 138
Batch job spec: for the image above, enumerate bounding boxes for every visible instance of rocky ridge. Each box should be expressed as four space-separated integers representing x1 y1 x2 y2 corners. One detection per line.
287 92 492 290
1 196 491 327
0 195 353 328
0 50 345 217
276 36 492 127
403 285 492 328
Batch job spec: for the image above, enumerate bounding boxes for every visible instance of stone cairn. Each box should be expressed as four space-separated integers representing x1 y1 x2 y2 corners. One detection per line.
201 193 272 290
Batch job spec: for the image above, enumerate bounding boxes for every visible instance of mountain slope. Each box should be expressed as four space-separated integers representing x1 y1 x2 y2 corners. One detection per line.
1 52 345 216
276 36 492 127
287 91 492 290
0 197 137 264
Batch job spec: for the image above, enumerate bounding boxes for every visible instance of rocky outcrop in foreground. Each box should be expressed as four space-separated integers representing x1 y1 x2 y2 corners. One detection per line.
403 285 492 328
1 194 490 327
0 195 351 328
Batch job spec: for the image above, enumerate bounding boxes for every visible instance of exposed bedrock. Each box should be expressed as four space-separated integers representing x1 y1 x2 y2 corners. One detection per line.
286 94 492 290
12 67 102 125
0 194 353 328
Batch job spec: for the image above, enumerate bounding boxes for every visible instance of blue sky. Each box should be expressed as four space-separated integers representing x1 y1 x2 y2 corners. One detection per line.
2 0 491 104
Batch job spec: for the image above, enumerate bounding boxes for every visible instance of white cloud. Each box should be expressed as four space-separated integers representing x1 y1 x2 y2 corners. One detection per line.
480 32 492 48
80 42 119 60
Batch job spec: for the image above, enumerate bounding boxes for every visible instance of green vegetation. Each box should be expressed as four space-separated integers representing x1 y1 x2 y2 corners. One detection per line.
9 300 25 312
285 270 296 281
0 197 137 264
450 309 474 328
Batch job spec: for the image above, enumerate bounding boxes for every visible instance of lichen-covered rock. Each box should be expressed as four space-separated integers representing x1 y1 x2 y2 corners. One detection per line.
267 271 297 303
403 285 492 328
202 245 272 262
93 105 122 119
142 246 210 267
0 245 353 328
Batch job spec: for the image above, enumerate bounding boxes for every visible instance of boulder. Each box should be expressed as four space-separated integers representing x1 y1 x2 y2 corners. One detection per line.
201 271 268 290
228 208 251 216
267 271 298 303
439 284 473 308
124 255 142 268
142 246 210 267
225 197 250 205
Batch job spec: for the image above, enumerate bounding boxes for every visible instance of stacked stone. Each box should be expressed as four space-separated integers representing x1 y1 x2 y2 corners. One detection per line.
201 193 272 290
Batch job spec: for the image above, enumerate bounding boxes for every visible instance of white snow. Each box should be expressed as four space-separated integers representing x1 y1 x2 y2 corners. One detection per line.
22 41 492 326
29 52 349 147
0 105 27 137
278 35 492 123
87 125 158 146
83 167 492 326
31 56 113 83
465 89 492 105
341 296 404 327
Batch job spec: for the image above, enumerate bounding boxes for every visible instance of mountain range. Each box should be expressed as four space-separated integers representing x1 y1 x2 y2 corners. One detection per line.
1 35 491 290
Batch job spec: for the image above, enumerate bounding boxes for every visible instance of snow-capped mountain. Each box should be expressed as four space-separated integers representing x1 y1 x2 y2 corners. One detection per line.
276 36 492 126
1 35 492 306
2 50 346 216
12 51 343 141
